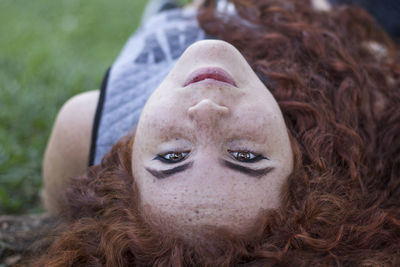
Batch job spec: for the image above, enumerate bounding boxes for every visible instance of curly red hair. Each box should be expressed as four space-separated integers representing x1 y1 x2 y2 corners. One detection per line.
36 0 400 265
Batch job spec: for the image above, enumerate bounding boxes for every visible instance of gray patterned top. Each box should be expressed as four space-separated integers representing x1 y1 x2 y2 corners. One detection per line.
90 8 206 165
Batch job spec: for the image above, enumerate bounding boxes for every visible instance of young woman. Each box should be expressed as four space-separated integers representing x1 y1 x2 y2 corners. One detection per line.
39 0 400 265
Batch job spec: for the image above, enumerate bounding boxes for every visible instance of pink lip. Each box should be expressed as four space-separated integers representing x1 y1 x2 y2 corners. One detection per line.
184 67 237 87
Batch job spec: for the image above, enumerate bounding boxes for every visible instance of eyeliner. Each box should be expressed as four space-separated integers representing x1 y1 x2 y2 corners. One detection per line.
146 161 194 179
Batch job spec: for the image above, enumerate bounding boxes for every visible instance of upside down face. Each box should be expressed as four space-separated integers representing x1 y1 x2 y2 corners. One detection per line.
131 40 293 239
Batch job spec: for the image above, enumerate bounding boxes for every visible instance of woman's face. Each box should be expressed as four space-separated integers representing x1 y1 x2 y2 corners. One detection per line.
132 40 293 236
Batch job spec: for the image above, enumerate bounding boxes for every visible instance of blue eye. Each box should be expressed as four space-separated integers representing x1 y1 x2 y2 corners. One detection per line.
229 151 267 163
154 151 189 164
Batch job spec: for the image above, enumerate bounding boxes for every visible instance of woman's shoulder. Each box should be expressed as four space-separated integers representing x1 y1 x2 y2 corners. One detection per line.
42 90 99 213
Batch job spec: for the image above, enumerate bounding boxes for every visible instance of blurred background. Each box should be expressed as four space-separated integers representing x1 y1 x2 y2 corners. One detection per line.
0 0 154 214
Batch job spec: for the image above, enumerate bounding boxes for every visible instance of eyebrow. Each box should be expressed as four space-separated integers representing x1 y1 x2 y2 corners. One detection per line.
145 160 274 179
145 162 194 179
220 160 275 178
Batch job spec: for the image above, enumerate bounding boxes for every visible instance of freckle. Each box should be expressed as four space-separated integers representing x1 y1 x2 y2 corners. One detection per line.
188 218 192 222
195 210 199 214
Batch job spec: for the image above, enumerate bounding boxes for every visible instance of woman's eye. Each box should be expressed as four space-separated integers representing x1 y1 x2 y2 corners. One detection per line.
229 151 267 163
155 151 189 164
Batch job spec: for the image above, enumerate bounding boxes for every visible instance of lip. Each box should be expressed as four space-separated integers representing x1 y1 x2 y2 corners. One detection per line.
184 67 238 87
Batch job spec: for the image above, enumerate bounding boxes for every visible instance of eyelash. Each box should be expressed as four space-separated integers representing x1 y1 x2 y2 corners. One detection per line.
154 151 189 164
228 150 268 163
155 150 268 164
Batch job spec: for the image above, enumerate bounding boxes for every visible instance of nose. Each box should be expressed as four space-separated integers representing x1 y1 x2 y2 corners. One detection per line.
187 99 229 128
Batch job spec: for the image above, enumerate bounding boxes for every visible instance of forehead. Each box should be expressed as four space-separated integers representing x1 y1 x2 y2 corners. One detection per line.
131 153 288 237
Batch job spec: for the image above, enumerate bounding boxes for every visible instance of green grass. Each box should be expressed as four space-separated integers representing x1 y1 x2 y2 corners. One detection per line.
0 0 151 214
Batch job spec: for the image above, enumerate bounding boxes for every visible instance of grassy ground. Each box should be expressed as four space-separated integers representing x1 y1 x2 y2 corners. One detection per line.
0 0 151 214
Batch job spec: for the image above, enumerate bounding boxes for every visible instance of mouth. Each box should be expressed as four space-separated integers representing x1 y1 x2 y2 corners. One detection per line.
184 67 238 87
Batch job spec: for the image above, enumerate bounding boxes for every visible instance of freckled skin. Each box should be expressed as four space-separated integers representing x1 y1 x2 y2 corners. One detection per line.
132 40 293 238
